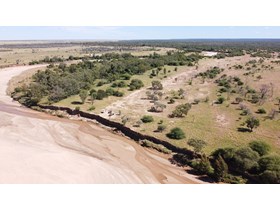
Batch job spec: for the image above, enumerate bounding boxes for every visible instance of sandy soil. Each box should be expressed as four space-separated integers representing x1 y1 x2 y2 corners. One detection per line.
0 65 205 184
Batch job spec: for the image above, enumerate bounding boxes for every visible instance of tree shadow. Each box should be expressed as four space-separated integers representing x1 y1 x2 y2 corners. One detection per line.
71 101 82 105
237 127 251 132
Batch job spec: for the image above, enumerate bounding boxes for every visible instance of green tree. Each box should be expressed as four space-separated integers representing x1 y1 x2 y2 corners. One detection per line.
217 96 225 104
166 127 185 139
245 116 260 132
129 79 144 91
79 90 88 104
213 155 229 182
258 155 280 183
141 115 154 123
157 124 167 132
232 147 260 173
249 141 271 156
191 154 214 175
187 138 207 154
171 103 192 117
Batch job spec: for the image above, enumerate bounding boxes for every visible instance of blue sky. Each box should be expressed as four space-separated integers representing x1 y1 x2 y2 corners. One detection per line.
0 27 280 40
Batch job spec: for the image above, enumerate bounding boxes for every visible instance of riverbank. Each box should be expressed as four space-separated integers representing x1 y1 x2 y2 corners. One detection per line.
1 65 207 183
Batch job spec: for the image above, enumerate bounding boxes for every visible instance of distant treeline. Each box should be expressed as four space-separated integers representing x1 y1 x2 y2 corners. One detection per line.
2 39 280 52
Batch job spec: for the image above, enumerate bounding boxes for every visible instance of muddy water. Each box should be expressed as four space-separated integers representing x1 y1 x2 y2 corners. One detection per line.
0 65 203 184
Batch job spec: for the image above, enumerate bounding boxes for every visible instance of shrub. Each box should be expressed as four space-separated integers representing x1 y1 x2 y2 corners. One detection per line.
171 103 192 118
249 141 271 156
96 89 108 100
129 79 144 90
257 108 266 114
245 116 260 132
140 140 172 154
87 106 95 111
191 155 214 176
79 90 88 104
141 115 154 123
151 80 163 90
187 138 207 154
157 124 167 132
213 155 229 182
217 96 225 104
166 127 185 139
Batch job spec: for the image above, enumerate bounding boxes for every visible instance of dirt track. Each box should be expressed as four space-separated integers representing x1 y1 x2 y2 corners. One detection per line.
0 65 205 184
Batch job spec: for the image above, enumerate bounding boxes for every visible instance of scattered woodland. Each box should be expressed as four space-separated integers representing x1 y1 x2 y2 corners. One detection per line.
9 40 280 183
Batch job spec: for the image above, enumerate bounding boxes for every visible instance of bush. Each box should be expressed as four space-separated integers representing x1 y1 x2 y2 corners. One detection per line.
217 96 225 104
249 141 271 156
245 116 260 132
140 140 172 154
96 89 108 100
79 90 88 104
141 115 154 123
171 103 192 117
257 108 266 114
129 79 144 90
191 155 214 176
87 106 95 111
157 124 167 132
258 155 280 183
187 138 207 154
166 127 185 139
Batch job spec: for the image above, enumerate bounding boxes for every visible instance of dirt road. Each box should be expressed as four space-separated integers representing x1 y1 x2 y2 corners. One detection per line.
0 65 205 184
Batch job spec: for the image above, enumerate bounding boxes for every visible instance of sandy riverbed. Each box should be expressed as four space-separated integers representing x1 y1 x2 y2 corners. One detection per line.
0 65 205 184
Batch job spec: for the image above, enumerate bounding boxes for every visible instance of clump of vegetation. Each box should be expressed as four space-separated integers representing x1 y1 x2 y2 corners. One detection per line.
129 79 144 90
217 96 225 104
249 141 271 156
187 138 207 154
196 66 223 79
157 124 167 132
257 108 266 114
141 115 154 123
140 140 172 154
166 127 186 139
79 90 88 104
245 116 260 132
170 103 192 118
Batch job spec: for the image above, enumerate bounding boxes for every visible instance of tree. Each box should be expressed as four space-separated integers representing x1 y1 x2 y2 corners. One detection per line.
245 116 260 132
79 90 88 104
150 102 166 112
171 103 192 117
151 80 163 90
232 147 260 173
213 155 229 182
129 79 144 90
166 127 185 139
95 90 107 100
90 92 97 105
191 154 214 175
258 155 280 183
249 141 271 156
157 124 167 132
187 138 207 154
141 115 154 123
217 96 225 104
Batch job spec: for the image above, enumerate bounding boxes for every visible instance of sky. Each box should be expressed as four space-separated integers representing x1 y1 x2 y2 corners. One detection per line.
0 26 280 40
